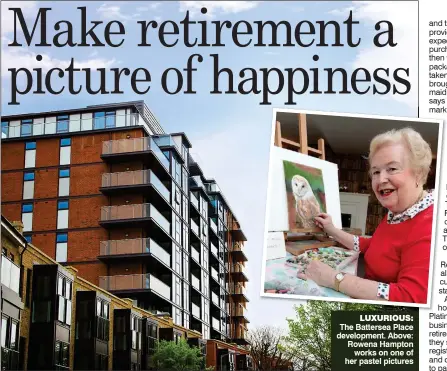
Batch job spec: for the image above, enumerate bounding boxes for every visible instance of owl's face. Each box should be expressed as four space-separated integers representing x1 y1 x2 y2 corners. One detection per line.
291 175 311 197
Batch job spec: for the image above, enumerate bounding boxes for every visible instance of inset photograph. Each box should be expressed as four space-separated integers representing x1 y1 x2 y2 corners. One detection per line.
261 109 443 307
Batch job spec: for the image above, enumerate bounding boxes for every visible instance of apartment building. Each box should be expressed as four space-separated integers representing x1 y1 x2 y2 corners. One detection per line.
0 215 252 370
1 101 249 351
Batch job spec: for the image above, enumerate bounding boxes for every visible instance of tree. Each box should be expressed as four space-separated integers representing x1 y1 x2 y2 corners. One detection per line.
285 301 418 371
247 325 294 370
152 339 205 371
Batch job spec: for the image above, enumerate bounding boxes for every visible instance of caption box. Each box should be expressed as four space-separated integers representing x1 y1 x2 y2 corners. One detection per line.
332 310 419 371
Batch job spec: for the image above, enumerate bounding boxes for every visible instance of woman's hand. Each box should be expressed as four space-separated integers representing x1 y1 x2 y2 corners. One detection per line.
314 213 336 234
297 260 337 289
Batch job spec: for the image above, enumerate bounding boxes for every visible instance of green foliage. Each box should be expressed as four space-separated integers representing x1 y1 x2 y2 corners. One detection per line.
285 301 407 371
152 339 205 371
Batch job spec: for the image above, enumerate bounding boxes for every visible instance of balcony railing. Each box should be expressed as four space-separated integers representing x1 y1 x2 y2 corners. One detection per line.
230 283 246 295
99 274 170 300
230 243 243 252
231 303 246 316
212 317 220 331
191 275 200 291
102 136 169 170
192 303 201 318
102 170 170 201
1 258 20 294
1 113 149 139
209 219 218 235
99 238 170 266
190 176 205 190
100 203 170 233
190 219 199 236
191 246 200 263
190 193 199 209
231 263 244 273
210 243 218 257
211 267 219 282
153 135 181 153
211 292 219 306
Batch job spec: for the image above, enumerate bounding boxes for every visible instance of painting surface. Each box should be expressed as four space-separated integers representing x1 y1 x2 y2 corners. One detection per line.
283 160 327 231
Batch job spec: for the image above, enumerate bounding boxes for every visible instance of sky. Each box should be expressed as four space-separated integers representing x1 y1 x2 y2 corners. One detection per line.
1 1 418 329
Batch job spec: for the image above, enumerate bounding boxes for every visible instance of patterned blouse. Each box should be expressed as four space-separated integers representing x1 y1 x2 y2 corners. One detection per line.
353 190 434 300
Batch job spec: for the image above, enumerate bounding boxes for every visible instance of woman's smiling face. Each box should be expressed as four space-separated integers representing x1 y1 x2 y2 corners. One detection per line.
370 143 420 214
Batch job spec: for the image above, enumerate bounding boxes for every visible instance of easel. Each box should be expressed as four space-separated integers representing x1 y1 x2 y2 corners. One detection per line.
275 113 336 256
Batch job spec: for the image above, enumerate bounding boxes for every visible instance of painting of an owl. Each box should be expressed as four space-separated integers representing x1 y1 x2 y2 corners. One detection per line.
291 175 321 228
282 159 326 231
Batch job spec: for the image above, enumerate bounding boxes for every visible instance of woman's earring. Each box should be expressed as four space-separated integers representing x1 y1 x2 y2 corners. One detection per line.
416 182 419 188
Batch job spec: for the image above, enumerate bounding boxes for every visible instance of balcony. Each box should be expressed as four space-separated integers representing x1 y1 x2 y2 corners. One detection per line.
1 258 20 294
210 267 219 282
99 273 171 300
101 136 170 176
190 175 206 191
191 303 201 319
101 170 170 203
2 113 149 139
231 304 250 324
210 243 218 258
229 243 248 263
100 203 170 236
230 283 249 303
230 263 248 283
153 135 184 161
98 238 171 266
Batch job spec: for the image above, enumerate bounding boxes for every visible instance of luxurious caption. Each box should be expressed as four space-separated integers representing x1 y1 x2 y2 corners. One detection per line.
428 19 447 113
332 311 418 370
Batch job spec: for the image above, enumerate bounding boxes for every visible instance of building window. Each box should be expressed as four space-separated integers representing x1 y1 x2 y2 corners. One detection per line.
58 168 70 197
56 233 68 262
60 138 71 165
93 111 116 130
54 341 70 368
1 121 8 138
1 315 19 370
130 316 141 351
57 200 69 229
57 275 72 326
174 215 181 245
96 300 110 342
182 223 188 250
182 195 188 221
21 203 33 232
57 115 69 133
182 167 188 192
21 119 32 136
23 171 35 199
25 141 37 168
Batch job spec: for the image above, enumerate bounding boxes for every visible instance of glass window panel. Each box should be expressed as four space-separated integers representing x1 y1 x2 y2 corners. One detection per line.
1 121 8 137
24 235 32 243
23 172 35 181
32 301 51 322
23 180 35 199
1 317 7 347
25 149 36 168
97 300 102 316
58 296 66 322
22 212 33 232
10 322 17 350
21 119 32 136
60 138 71 147
55 342 61 365
56 242 68 262
66 280 72 300
61 343 69 366
94 112 106 129
22 203 33 213
59 169 70 178
25 141 36 150
58 200 69 210
60 146 71 165
58 276 64 296
104 303 109 319
57 116 69 133
56 233 68 243
105 111 116 128
58 177 70 197
65 301 72 325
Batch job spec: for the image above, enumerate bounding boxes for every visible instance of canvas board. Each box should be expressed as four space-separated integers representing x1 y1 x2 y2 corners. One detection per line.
267 146 342 232
266 232 287 260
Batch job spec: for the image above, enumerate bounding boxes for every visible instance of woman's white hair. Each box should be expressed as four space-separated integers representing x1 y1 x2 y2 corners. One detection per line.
369 127 433 185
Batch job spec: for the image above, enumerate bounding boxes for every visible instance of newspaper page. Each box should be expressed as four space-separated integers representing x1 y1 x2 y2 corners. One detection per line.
0 1 445 371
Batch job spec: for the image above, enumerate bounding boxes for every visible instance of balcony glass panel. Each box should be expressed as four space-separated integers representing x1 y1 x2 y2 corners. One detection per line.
191 176 205 189
99 274 150 291
153 135 181 152
191 219 199 236
191 275 200 291
211 267 219 282
209 219 218 235
150 205 170 233
211 292 219 306
192 303 200 318
210 243 218 257
149 138 170 170
150 240 171 266
212 317 220 330
190 193 199 209
191 247 200 263
150 171 170 201
149 275 171 300
1 258 20 294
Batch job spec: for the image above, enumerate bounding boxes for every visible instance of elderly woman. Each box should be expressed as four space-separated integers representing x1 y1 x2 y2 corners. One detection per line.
298 127 434 304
